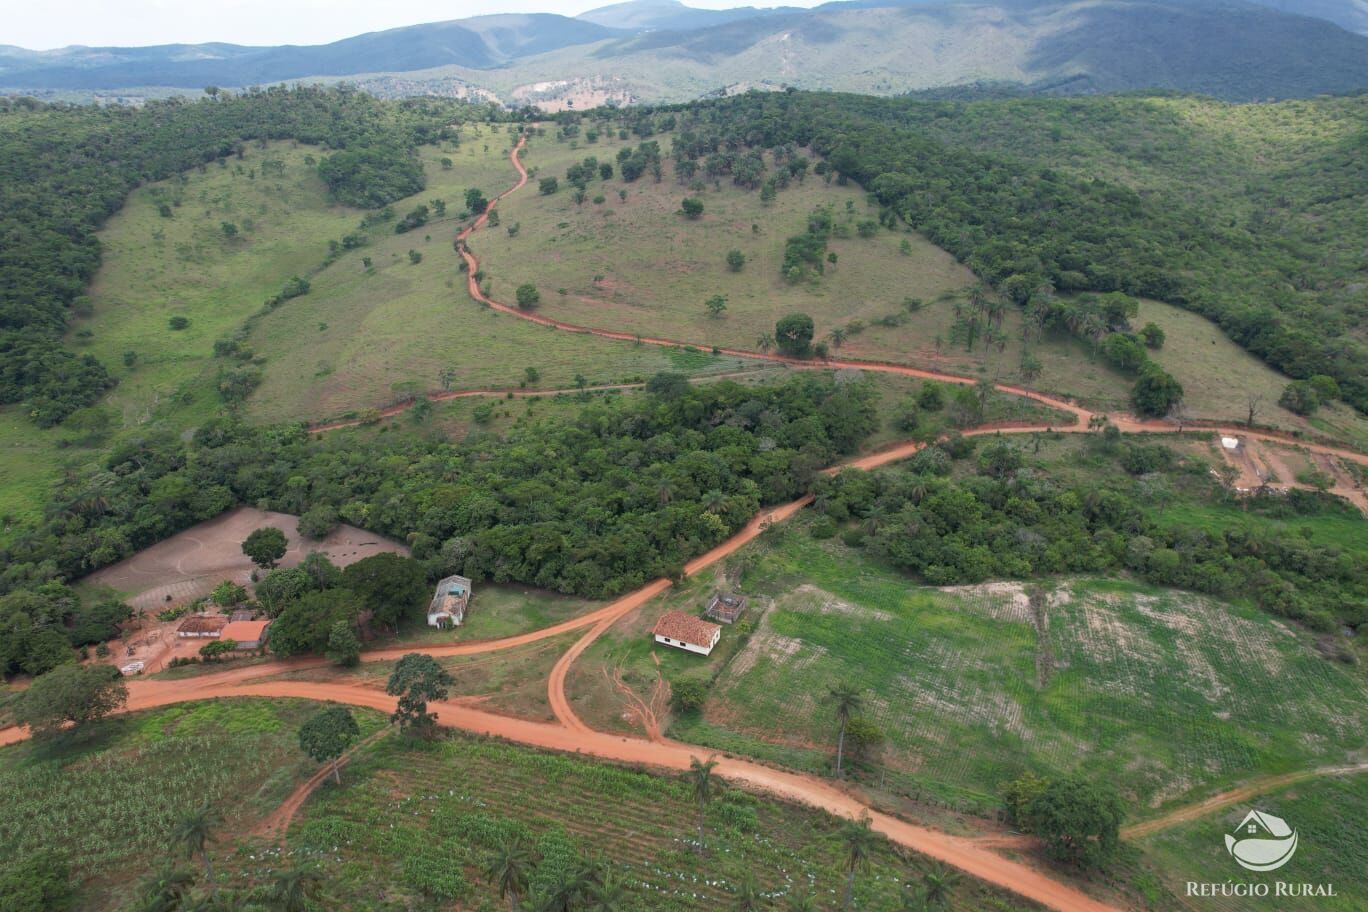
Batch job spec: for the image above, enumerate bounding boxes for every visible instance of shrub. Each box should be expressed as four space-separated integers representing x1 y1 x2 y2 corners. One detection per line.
670 678 708 714
168 316 190 330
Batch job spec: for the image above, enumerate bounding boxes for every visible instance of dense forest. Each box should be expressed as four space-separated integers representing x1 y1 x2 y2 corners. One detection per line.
632 91 1368 412
813 436 1366 633
0 87 504 425
1 375 878 673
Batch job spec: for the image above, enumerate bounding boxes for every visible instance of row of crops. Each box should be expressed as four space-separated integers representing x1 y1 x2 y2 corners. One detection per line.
288 733 1034 911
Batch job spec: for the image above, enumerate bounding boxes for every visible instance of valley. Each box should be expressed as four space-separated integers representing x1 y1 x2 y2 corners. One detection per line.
0 46 1365 912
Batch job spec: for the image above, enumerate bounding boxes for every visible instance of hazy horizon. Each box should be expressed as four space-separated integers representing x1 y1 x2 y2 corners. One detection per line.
7 0 824 51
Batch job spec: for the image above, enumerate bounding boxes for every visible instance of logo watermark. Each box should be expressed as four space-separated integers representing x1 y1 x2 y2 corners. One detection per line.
1182 809 1338 901
1225 810 1298 871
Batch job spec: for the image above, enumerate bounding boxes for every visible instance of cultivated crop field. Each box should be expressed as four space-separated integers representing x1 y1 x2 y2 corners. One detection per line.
674 527 1368 814
1135 774 1368 912
0 699 385 909
281 731 1037 911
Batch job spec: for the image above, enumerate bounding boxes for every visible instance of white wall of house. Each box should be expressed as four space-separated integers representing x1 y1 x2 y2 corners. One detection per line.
653 632 718 656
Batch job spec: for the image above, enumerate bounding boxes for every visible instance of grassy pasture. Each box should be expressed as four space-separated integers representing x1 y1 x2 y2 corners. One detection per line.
475 129 988 365
245 129 758 424
282 730 1037 911
78 139 365 429
469 130 1362 438
1135 773 1368 912
0 699 385 910
599 525 1368 815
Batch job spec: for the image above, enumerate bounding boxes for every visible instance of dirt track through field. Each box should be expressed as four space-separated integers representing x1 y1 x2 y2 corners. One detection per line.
8 128 1368 912
1121 762 1368 839
358 132 1368 475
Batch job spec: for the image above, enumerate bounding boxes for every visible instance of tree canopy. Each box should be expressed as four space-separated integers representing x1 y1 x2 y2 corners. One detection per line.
12 663 127 736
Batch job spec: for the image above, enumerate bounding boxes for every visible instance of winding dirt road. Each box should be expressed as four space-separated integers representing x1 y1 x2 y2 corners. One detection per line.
370 132 1368 475
6 126 1367 912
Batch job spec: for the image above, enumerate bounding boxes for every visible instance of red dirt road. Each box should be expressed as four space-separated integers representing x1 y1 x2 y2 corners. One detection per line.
75 677 1124 912
7 127 1366 912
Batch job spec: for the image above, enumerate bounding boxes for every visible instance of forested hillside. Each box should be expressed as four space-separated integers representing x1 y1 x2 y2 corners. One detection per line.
0 88 501 426
644 91 1368 411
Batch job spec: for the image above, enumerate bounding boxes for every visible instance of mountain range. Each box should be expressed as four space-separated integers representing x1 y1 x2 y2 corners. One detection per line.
2 0 1366 103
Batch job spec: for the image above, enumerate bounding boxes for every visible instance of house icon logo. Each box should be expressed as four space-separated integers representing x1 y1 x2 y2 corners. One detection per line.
1226 810 1298 871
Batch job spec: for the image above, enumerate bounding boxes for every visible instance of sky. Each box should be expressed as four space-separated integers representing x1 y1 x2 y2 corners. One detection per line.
6 0 824 50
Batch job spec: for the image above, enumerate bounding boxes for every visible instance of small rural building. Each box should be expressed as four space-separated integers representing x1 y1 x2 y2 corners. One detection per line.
652 611 722 656
428 574 472 627
220 620 271 650
229 608 256 622
177 616 226 638
704 591 748 625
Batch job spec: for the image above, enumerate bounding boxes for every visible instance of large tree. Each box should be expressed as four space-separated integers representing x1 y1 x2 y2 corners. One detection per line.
269 588 358 657
1027 776 1125 867
775 313 815 357
241 526 288 569
13 663 127 736
386 653 453 735
341 553 427 632
298 705 361 783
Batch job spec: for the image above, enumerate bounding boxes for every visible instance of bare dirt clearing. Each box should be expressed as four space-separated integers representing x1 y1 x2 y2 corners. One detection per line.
82 506 408 613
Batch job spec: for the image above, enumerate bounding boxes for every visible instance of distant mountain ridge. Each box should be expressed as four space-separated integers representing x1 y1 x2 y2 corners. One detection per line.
2 0 1365 102
0 15 621 90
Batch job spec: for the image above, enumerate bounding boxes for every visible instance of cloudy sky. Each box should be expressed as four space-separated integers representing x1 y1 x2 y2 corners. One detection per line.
10 0 823 50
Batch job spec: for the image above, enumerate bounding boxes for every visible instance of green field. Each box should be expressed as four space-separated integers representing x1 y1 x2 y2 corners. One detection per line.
0 699 385 909
282 730 1038 911
1135 773 1368 912
244 128 759 424
470 129 1357 438
571 522 1367 817
78 139 364 429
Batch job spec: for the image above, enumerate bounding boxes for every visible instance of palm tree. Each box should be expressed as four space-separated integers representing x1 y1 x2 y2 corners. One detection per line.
266 866 323 912
485 835 535 911
839 813 878 911
920 863 962 910
734 873 763 911
685 755 719 853
172 804 221 882
136 866 196 912
586 870 629 911
539 868 585 912
828 326 848 349
827 684 863 776
756 332 775 353
702 489 728 514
